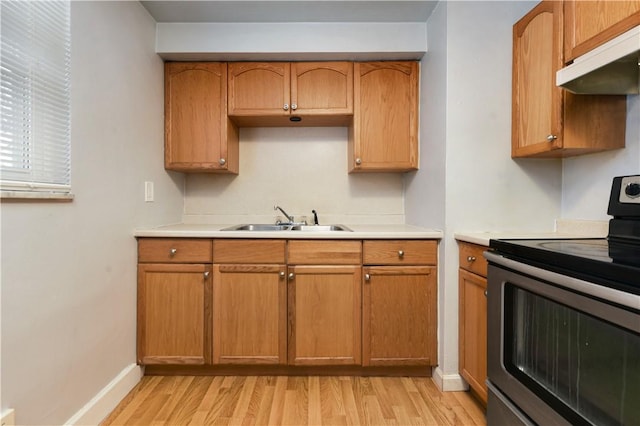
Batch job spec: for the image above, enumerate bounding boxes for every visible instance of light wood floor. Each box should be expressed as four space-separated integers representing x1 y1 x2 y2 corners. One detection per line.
102 376 486 425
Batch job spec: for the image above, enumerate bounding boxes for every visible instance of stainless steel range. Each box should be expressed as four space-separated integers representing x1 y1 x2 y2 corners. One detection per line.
485 175 640 426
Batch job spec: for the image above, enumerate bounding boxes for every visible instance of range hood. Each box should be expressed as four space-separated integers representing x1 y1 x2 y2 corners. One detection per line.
557 25 640 95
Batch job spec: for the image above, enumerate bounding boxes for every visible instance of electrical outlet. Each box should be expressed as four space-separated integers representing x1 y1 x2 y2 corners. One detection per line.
144 181 154 202
1 409 15 426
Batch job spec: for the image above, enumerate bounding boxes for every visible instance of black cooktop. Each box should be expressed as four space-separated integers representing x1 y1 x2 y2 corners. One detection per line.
489 238 640 295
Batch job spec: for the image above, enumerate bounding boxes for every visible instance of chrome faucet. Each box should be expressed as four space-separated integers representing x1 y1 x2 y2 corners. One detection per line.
274 205 295 225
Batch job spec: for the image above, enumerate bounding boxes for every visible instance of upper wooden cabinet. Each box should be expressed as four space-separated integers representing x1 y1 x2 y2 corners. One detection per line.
349 62 419 172
512 1 627 158
228 62 353 127
164 62 239 173
564 1 640 63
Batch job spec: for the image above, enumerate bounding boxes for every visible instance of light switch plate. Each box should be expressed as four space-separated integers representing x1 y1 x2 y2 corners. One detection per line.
144 181 154 202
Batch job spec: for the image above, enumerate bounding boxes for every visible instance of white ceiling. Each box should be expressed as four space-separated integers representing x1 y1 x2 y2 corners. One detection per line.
140 1 439 23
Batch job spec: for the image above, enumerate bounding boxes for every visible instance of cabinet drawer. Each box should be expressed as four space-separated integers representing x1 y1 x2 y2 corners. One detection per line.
458 242 488 277
138 238 212 263
288 240 362 265
213 239 286 264
363 240 437 265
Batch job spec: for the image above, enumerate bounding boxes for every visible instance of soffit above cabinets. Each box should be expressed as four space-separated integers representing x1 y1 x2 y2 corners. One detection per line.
140 1 439 24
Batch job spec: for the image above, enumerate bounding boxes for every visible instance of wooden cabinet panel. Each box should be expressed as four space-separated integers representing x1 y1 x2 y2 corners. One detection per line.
349 61 419 172
288 265 361 366
213 264 287 365
363 266 437 366
288 240 362 265
512 1 627 158
458 242 488 277
164 62 239 173
137 263 212 365
138 238 212 263
459 269 488 405
363 240 437 265
213 239 286 264
228 62 353 127
564 1 640 62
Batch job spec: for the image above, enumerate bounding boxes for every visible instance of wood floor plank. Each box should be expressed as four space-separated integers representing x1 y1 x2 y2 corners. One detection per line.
101 376 486 426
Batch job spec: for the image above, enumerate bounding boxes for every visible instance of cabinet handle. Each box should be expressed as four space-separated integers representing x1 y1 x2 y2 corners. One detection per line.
355 158 362 165
169 248 177 256
279 271 285 278
288 272 295 280
484 290 488 297
398 250 404 258
546 134 558 142
219 158 226 166
291 103 297 110
365 273 371 281
283 104 289 111
204 271 210 279
467 256 476 262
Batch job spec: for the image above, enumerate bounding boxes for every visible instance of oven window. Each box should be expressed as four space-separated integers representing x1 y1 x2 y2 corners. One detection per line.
504 285 640 426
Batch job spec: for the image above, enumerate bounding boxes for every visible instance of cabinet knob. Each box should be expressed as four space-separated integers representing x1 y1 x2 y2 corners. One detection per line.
365 273 371 281
169 248 177 256
204 271 210 279
288 272 295 280
219 158 226 166
291 103 297 110
546 134 558 142
467 256 476 262
355 158 362 165
283 104 289 111
279 271 285 278
398 250 404 258
484 290 488 297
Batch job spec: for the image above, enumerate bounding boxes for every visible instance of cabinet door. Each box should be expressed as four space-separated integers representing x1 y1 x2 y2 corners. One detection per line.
213 265 287 365
349 61 418 172
459 269 487 405
228 62 290 118
291 62 353 119
137 263 212 365
164 62 239 173
564 1 640 61
288 265 361 366
512 1 564 157
363 266 436 367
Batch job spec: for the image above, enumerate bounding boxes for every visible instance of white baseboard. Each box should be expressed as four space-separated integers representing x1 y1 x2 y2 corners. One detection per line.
432 367 469 392
65 363 143 425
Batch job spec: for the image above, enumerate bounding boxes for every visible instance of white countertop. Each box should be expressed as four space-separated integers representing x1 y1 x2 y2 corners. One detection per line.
134 223 443 240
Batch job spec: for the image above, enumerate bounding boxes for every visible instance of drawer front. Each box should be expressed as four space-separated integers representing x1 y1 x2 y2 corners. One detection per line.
288 240 362 265
213 239 286 264
138 238 212 263
458 242 488 277
363 240 437 265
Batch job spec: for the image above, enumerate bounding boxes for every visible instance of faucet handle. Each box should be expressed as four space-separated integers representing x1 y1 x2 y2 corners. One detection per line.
311 209 319 226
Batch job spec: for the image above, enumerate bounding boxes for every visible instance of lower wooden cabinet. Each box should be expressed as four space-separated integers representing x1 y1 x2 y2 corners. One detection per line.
288 265 362 366
458 241 488 405
363 266 437 366
137 263 212 365
212 264 287 364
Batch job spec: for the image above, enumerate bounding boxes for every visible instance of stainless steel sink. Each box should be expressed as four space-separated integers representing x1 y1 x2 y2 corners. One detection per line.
221 224 352 232
290 225 352 232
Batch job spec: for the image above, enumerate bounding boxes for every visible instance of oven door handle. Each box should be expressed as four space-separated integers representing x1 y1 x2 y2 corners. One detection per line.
484 251 640 312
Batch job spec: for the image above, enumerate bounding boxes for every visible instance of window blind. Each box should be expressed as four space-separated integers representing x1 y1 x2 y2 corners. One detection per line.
0 1 71 194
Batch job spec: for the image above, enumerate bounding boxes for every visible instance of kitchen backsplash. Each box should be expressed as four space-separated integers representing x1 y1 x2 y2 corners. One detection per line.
183 126 406 225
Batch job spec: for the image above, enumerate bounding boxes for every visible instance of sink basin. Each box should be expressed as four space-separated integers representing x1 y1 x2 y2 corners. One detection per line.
221 224 352 232
290 225 352 232
221 224 292 231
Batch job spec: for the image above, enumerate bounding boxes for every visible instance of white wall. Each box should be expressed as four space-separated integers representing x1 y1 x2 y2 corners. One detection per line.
0 2 183 424
562 95 640 219
405 0 560 390
183 127 406 225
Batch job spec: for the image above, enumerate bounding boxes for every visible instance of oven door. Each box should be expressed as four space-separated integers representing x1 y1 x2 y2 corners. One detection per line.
485 252 640 426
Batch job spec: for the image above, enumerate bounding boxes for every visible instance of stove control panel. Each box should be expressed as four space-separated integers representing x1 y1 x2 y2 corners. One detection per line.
620 176 640 204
